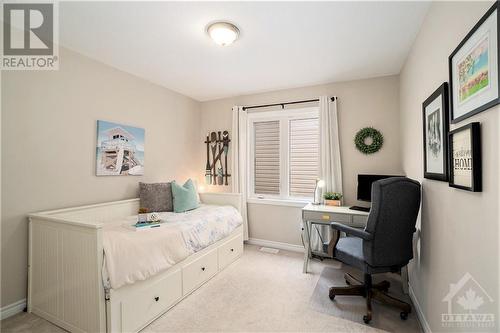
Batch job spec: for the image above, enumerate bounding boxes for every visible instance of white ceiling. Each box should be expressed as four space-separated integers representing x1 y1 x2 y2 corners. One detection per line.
60 1 430 101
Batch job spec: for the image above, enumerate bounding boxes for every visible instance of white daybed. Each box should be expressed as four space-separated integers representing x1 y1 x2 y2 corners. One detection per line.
28 192 243 333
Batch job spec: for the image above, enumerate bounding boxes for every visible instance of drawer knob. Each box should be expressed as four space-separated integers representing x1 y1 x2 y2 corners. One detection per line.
154 296 159 302
201 267 205 271
230 248 234 252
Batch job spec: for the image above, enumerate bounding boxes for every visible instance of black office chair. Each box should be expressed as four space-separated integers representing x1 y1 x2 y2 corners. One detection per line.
328 177 421 324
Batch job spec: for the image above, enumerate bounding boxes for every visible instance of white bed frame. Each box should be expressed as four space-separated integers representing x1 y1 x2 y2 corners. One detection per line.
28 193 243 333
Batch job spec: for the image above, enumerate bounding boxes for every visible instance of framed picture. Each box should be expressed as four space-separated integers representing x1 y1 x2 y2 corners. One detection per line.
448 122 481 192
423 83 449 181
96 120 145 176
449 2 499 124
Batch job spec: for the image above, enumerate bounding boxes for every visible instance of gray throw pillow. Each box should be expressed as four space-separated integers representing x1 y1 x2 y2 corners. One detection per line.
139 182 173 212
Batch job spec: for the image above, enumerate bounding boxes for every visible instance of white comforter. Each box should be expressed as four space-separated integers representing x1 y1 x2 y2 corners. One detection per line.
102 205 243 289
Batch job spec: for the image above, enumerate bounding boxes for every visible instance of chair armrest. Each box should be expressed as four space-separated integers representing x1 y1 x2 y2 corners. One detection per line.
330 222 373 240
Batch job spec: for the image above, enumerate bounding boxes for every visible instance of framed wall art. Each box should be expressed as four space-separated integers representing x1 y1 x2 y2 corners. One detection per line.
449 2 499 123
423 83 449 181
448 122 481 192
96 120 145 176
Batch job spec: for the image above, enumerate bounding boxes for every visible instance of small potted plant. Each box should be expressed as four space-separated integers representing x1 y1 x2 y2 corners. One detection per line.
138 207 148 223
323 192 343 206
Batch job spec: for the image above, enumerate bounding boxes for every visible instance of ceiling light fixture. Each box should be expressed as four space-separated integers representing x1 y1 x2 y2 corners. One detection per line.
207 21 240 46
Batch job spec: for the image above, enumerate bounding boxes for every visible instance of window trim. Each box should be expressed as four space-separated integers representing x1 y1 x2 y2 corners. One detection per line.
246 107 319 204
246 197 310 208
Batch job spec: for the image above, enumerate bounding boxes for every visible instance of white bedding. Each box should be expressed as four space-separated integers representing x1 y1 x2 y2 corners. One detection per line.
102 205 243 289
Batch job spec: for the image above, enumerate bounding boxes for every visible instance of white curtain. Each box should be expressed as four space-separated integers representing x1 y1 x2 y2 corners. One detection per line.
231 106 249 240
310 96 343 252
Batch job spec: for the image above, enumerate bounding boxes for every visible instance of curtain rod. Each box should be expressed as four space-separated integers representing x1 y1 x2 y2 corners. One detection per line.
242 96 336 111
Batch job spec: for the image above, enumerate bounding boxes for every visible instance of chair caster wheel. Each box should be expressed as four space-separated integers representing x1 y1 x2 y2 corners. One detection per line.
329 294 335 300
363 315 371 324
400 312 408 320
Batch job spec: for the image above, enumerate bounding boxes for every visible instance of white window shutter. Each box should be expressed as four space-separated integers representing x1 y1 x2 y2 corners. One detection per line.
254 121 280 195
289 118 319 197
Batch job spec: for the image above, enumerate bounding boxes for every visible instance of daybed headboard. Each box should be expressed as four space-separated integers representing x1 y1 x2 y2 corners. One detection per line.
29 198 141 228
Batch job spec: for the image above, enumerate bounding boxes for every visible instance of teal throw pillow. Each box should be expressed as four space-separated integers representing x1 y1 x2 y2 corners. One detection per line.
171 179 200 213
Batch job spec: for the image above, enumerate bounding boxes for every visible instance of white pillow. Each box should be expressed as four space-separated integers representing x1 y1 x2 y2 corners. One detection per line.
192 179 202 203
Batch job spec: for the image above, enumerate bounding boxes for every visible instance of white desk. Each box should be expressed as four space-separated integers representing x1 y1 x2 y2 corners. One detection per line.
301 203 409 294
302 203 369 273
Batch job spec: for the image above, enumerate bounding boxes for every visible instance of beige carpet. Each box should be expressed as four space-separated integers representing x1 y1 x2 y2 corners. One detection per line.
1 245 421 332
310 266 421 332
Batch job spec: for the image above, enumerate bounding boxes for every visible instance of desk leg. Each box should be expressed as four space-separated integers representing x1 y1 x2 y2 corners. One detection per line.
302 220 312 273
401 265 409 294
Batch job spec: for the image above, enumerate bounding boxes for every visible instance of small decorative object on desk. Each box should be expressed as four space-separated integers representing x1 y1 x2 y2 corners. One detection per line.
323 192 343 206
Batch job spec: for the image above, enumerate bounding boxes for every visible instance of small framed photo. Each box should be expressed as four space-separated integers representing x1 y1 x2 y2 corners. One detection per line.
449 2 499 123
449 122 481 192
423 83 449 181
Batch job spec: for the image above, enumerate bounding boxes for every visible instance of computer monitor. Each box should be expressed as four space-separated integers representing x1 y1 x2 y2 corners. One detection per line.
357 174 400 202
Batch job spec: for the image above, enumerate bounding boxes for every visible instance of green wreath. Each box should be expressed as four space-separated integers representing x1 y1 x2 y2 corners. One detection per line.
354 127 383 154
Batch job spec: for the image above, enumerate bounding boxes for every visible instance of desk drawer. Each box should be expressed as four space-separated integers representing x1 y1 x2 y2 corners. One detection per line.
304 211 351 223
352 215 368 227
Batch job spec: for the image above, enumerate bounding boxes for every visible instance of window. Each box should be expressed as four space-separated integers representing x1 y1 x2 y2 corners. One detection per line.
254 120 280 195
289 117 319 197
248 107 320 202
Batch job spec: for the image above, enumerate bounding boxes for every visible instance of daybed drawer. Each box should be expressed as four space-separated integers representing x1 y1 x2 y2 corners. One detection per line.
121 268 182 332
182 248 218 295
218 233 243 270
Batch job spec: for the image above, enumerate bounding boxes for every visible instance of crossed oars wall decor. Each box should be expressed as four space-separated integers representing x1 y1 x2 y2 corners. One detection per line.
204 131 231 185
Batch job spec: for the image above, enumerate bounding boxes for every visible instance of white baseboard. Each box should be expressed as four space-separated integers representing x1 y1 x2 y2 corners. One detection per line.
1 298 26 320
246 238 304 253
408 283 432 333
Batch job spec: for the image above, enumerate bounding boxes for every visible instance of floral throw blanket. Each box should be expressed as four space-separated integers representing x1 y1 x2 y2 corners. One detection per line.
102 205 243 289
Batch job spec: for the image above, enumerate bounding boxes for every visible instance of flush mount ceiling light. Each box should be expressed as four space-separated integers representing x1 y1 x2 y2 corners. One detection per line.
207 21 240 46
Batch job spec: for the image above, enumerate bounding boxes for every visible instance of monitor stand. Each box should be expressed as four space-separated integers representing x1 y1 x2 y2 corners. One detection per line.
349 205 370 212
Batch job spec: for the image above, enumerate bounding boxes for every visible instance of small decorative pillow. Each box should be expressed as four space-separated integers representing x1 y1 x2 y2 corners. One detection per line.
171 179 200 213
139 182 173 212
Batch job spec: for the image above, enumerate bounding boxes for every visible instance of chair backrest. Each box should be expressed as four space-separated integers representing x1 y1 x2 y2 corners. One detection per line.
363 177 421 268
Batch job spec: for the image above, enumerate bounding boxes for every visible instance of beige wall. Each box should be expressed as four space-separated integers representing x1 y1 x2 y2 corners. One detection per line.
400 1 499 330
200 76 403 245
1 47 201 307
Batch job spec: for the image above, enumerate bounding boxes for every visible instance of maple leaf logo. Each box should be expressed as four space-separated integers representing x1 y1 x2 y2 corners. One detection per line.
457 288 484 312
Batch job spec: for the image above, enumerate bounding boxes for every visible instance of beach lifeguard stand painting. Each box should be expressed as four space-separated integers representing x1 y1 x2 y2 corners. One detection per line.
96 120 145 176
